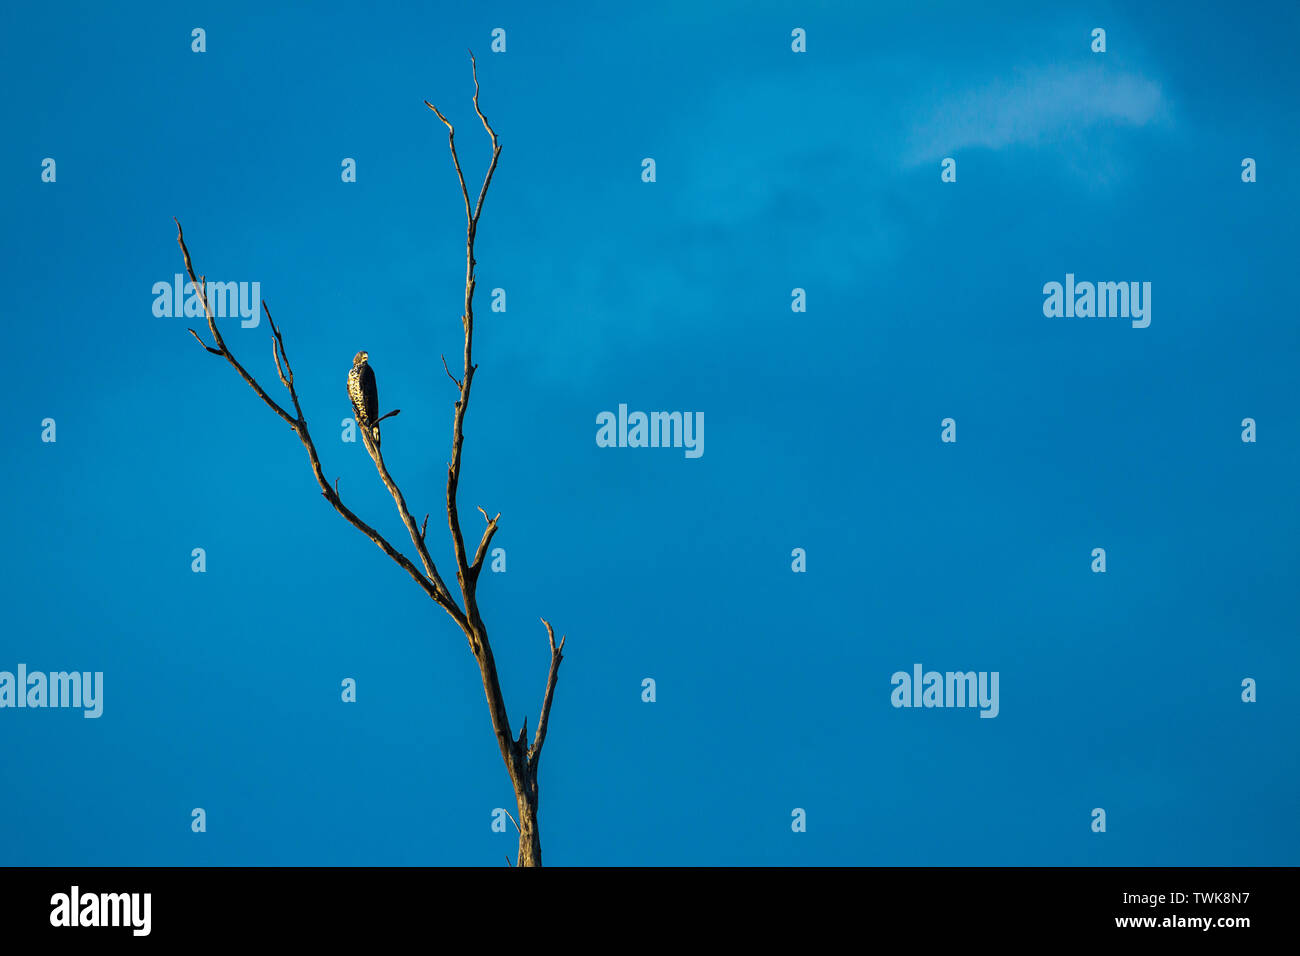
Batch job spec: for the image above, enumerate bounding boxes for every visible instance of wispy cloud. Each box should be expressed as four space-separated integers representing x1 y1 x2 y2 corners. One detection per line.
499 58 1174 383
904 64 1169 165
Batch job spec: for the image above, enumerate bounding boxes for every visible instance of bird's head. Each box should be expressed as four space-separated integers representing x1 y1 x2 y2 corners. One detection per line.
353 350 369 365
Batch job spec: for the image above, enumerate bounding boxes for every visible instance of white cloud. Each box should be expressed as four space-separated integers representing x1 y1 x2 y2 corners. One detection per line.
905 64 1168 165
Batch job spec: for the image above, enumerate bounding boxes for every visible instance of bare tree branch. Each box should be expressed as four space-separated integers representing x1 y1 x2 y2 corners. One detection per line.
271 335 290 390
442 49 502 609
176 220 297 429
424 54 561 867
470 507 500 581
180 55 564 867
175 222 459 620
531 619 566 769
423 100 472 225
357 433 460 612
468 50 501 224
269 307 294 386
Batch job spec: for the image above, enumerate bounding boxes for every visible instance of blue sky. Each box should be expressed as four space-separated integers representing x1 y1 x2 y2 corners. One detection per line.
0 1 1296 865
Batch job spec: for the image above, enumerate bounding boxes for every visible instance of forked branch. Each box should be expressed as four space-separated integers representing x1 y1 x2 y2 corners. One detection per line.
176 221 462 624
178 53 564 867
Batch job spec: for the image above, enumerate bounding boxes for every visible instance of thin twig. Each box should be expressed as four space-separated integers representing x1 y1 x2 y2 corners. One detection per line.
470 508 501 581
423 100 472 226
501 807 521 835
271 336 289 390
441 354 462 389
187 328 221 354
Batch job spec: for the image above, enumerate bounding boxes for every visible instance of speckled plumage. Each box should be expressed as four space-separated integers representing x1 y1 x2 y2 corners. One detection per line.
347 350 381 448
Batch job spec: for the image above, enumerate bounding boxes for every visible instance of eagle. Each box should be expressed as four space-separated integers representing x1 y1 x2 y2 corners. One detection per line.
347 350 381 448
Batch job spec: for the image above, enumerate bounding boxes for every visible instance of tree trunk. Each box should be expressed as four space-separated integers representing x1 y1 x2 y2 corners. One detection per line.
516 794 542 867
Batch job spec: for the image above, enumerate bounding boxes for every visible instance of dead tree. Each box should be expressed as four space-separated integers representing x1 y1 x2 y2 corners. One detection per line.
178 54 563 867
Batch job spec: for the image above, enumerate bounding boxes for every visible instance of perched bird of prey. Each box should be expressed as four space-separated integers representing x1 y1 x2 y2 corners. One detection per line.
347 350 381 448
